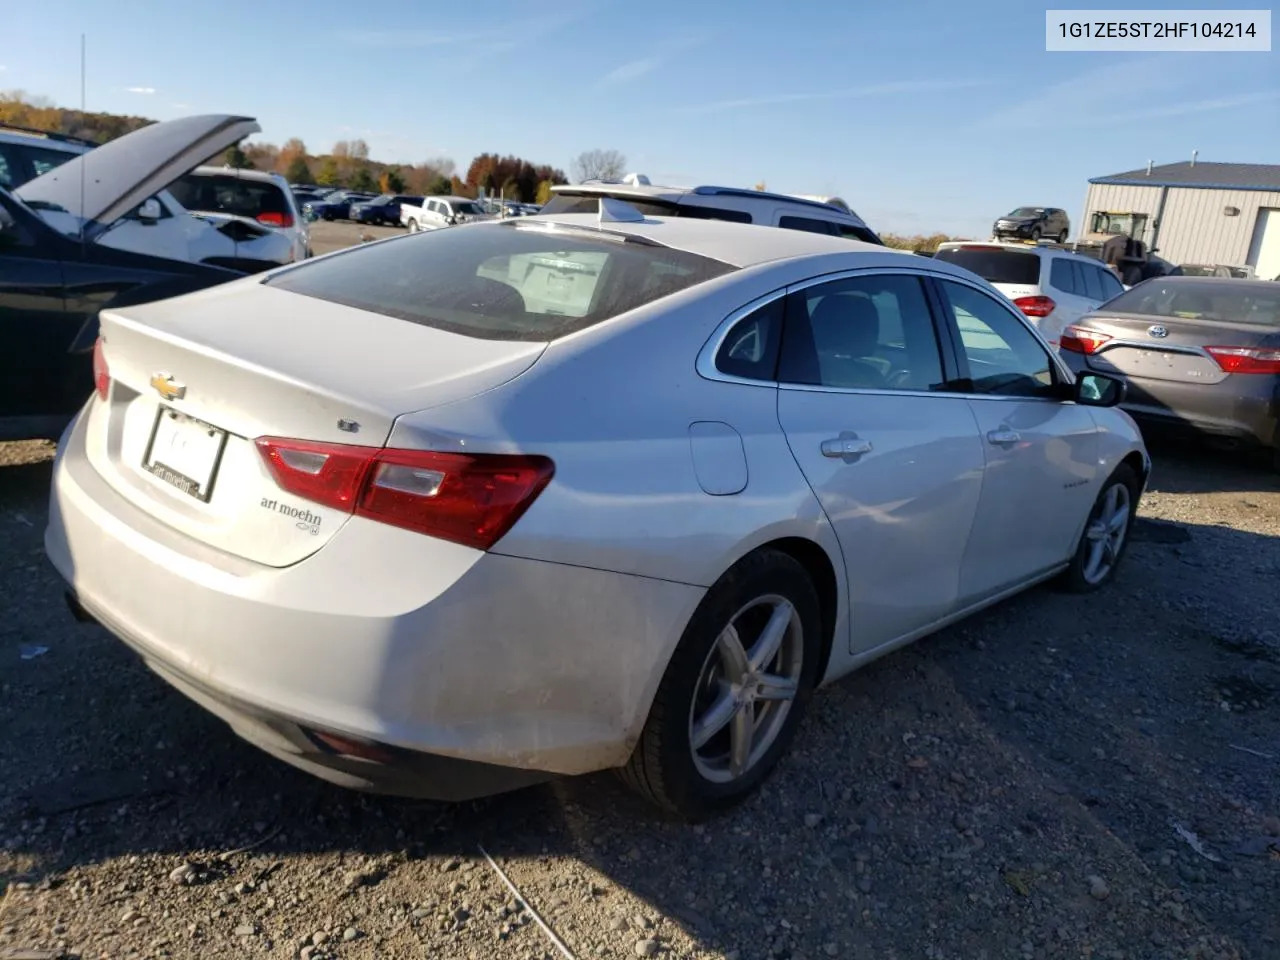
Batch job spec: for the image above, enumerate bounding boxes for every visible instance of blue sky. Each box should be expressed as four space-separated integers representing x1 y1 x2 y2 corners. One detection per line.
5 0 1278 236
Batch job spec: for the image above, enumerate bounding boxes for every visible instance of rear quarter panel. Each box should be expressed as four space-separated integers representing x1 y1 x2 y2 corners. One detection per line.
385 259 846 591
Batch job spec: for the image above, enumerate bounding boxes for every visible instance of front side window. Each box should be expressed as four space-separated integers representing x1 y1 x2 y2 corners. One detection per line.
1093 264 1125 300
778 274 945 391
0 199 33 249
26 146 77 178
714 297 784 381
1078 261 1107 299
266 220 736 342
938 280 1058 398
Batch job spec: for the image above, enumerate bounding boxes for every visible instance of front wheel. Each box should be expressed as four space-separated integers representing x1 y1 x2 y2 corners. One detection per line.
619 549 823 820
1059 464 1140 592
1030 226 1042 241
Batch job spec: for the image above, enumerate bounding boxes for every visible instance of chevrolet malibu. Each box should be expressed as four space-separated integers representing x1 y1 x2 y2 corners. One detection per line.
46 204 1149 819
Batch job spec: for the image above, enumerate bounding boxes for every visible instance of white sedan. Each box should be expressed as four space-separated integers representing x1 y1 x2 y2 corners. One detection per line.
46 205 1149 818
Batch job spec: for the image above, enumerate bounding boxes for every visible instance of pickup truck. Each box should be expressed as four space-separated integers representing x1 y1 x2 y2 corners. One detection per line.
400 195 494 232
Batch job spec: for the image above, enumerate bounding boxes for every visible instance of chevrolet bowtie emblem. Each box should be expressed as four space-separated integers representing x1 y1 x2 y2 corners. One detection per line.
150 373 186 401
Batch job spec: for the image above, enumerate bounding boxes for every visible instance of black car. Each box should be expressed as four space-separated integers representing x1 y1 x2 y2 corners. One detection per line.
303 191 375 221
350 194 424 225
992 206 1071 243
1 114 262 441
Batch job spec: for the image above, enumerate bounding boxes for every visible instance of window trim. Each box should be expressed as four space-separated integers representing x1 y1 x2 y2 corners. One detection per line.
695 267 964 396
926 274 1076 403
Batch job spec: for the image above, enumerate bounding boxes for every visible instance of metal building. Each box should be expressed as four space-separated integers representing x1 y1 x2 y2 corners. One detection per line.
1082 159 1280 280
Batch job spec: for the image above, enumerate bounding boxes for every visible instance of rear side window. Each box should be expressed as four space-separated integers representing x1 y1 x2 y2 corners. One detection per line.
1095 266 1124 299
1049 258 1076 295
170 174 290 220
539 194 679 218
266 221 737 342
715 297 784 380
676 204 752 224
26 145 76 178
933 247 1041 286
778 215 836 235
1078 262 1106 300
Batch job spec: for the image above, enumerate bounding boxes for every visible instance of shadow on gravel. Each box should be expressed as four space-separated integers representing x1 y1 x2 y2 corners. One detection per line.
1143 434 1280 496
2 451 1278 958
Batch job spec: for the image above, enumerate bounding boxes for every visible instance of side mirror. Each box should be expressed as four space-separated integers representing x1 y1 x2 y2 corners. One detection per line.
1074 372 1126 407
136 197 162 223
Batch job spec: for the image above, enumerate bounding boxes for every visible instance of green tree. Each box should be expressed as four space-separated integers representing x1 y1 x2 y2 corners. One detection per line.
535 180 554 205
427 174 452 195
285 155 313 184
315 156 342 186
350 166 377 193
379 167 406 193
224 144 252 169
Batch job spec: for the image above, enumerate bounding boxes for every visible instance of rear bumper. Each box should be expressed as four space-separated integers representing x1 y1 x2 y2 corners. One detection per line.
45 410 705 797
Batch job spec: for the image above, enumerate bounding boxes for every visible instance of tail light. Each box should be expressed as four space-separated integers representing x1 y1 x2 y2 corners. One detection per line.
1013 295 1056 318
1060 325 1112 354
255 437 554 550
256 211 294 228
92 336 109 400
1205 346 1280 375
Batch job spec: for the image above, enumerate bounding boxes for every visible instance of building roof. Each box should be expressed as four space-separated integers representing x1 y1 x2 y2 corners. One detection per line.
1090 161 1280 192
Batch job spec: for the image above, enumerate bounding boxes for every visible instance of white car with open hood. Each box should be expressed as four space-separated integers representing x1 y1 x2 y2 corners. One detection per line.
16 115 294 272
46 202 1149 818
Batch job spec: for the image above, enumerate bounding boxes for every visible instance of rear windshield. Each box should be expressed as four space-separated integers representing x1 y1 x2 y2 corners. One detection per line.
934 247 1041 285
170 174 290 218
1103 279 1280 326
265 221 737 341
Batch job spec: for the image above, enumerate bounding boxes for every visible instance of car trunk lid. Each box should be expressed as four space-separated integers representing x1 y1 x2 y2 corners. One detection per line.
85 281 545 567
1075 311 1277 385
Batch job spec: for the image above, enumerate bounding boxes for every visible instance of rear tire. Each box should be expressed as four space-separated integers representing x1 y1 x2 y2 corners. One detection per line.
618 549 823 820
1058 464 1140 593
406 219 418 233
1058 230 1068 243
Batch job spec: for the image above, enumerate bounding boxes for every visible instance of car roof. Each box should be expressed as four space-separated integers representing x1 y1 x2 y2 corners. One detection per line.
520 212 941 271
189 165 286 184
550 181 864 219
0 127 94 151
935 240 1097 262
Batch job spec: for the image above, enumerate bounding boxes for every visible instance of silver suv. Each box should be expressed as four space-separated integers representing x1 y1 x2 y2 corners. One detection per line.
540 175 882 244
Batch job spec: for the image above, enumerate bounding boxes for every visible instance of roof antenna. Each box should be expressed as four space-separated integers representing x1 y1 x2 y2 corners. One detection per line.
79 33 87 257
1146 160 1153 175
1190 149 1198 167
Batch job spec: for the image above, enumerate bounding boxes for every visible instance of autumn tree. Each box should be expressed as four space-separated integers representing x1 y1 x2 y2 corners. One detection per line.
242 141 279 171
572 148 626 183
277 138 308 176
535 180 555 205
379 167 406 193
426 174 452 195
315 156 341 186
449 175 473 198
350 166 377 193
466 153 568 203
224 144 252 169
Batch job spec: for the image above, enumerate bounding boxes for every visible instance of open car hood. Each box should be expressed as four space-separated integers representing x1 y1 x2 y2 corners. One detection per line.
16 114 260 230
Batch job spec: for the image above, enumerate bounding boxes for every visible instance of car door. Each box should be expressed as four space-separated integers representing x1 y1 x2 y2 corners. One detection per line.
932 277 1100 603
775 270 987 652
0 192 87 436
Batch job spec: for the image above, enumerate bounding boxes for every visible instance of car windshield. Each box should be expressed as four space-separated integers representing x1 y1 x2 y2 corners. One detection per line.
1009 208 1045 217
933 247 1040 285
169 174 290 220
1103 280 1280 326
371 194 393 203
454 201 484 216
1177 265 1217 276
265 221 737 341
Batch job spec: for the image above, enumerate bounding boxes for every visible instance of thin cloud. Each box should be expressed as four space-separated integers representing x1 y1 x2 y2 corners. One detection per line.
602 57 660 84
678 79 994 115
171 101 191 109
345 29 484 47
125 86 156 95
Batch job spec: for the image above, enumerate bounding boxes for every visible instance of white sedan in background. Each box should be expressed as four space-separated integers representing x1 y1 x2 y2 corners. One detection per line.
46 204 1148 818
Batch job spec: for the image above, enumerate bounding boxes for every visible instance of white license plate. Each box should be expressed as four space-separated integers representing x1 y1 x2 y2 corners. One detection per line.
144 407 227 502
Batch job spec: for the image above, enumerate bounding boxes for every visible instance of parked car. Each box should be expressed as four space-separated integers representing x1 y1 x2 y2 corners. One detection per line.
0 124 97 189
169 166 310 262
934 241 1126 346
47 206 1147 817
1178 263 1256 279
540 176 882 243
992 207 1070 243
15 119 294 272
350 194 423 226
1059 276 1280 470
0 115 268 441
303 191 375 221
400 195 492 232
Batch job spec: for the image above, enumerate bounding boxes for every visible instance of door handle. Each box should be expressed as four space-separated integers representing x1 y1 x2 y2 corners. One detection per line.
986 428 1021 445
821 437 873 459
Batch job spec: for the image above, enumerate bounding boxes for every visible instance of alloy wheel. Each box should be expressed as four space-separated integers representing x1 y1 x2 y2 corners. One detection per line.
687 595 804 784
1082 482 1131 585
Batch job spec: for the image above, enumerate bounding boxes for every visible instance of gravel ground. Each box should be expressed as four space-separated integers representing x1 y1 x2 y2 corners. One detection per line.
3 434 1279 958
307 220 403 256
